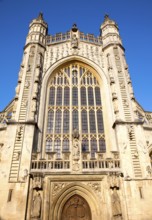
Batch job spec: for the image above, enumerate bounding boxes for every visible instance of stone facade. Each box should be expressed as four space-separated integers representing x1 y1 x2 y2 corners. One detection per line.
0 13 152 220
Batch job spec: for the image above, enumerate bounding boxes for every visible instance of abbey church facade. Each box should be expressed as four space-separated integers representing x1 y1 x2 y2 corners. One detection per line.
0 13 152 220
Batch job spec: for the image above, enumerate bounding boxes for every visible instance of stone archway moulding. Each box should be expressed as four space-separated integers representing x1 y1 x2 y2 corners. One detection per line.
50 182 101 220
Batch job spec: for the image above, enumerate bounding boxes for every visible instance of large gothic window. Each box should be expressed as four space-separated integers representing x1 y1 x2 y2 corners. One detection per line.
45 62 106 158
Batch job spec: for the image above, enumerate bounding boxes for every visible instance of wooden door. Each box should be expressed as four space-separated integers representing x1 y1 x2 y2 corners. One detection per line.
61 195 91 220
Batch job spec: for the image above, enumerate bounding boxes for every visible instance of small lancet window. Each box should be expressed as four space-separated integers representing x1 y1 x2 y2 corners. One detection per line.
7 189 13 202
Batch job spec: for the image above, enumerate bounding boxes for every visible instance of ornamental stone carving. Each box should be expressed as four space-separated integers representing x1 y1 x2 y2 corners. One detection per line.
124 99 129 107
107 53 113 70
72 161 80 172
33 176 43 190
71 34 78 49
30 99 37 120
113 99 119 118
146 165 152 177
127 125 133 136
33 83 39 99
15 84 20 98
35 67 40 82
31 191 42 219
32 99 37 112
108 174 120 189
18 68 23 82
12 99 18 118
120 80 125 89
25 80 30 88
14 151 21 161
23 99 28 107
16 126 23 141
72 128 79 139
87 182 101 193
73 139 80 159
111 84 117 100
72 128 81 171
52 182 68 197
111 188 122 219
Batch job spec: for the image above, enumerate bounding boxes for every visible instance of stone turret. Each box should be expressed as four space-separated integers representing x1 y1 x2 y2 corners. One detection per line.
100 15 123 50
25 12 48 48
12 13 48 122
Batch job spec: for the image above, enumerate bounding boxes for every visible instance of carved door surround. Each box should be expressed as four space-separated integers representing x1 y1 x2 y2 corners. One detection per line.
49 177 102 220
61 194 91 220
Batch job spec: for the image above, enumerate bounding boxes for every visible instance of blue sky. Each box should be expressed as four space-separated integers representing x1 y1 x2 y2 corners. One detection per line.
0 0 152 111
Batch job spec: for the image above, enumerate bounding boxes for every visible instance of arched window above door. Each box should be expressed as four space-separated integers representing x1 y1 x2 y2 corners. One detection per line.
45 62 106 159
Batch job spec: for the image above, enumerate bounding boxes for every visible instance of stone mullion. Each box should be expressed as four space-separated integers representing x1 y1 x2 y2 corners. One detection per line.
61 86 64 156
53 86 57 151
93 85 99 153
69 65 72 153
86 85 91 152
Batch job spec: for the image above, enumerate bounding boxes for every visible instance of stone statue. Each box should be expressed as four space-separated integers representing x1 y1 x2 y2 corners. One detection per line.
23 99 28 107
18 69 23 82
71 34 78 49
22 169 28 181
120 81 125 89
14 151 21 161
31 191 42 218
73 139 80 158
33 83 38 99
146 165 152 177
111 188 122 217
15 84 20 98
112 84 117 100
109 174 120 189
113 99 119 117
107 53 112 70
16 126 23 141
35 67 40 82
12 100 17 116
72 128 79 139
33 176 42 190
25 80 30 88
32 100 37 112
124 99 129 107
129 84 134 99
27 64 31 72
127 125 133 136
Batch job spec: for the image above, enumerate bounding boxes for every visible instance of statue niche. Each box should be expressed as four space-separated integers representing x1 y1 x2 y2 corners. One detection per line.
71 34 78 49
111 188 122 219
31 191 42 219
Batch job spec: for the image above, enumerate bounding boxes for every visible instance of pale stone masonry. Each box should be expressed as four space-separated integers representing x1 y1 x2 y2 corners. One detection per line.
0 13 152 220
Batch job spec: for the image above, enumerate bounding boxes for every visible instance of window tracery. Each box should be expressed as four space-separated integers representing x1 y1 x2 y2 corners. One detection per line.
45 63 106 158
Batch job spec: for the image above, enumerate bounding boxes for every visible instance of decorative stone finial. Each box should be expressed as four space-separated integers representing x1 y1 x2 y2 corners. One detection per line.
104 14 110 21
37 12 44 21
72 23 78 32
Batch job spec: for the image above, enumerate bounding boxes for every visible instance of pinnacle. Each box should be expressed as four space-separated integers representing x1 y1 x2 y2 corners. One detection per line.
37 12 44 21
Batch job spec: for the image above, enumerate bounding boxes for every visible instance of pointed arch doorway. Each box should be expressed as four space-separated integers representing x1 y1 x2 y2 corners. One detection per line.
61 194 91 220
